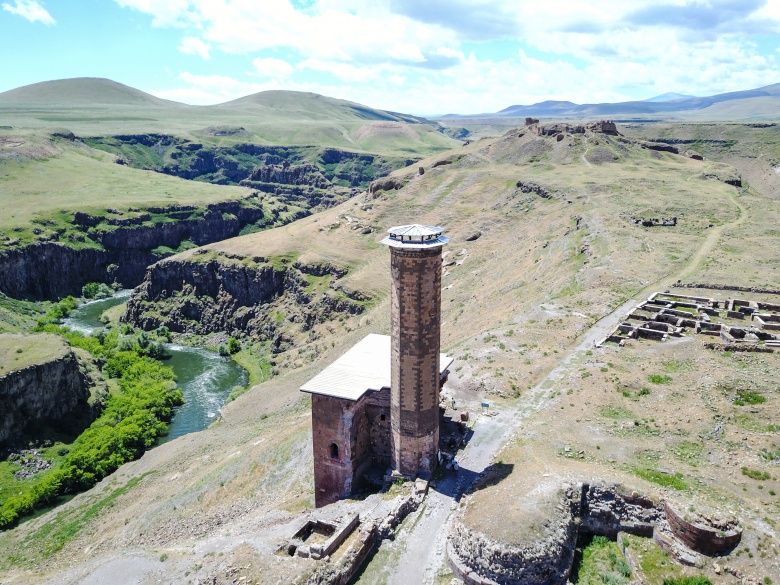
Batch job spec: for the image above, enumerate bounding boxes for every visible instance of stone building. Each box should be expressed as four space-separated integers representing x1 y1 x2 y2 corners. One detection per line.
301 224 451 508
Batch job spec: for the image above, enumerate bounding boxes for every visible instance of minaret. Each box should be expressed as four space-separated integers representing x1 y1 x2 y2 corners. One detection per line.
381 224 449 478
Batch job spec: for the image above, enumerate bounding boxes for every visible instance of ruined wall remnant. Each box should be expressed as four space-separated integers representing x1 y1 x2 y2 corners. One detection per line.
310 394 372 508
447 482 737 585
587 120 619 135
664 502 741 555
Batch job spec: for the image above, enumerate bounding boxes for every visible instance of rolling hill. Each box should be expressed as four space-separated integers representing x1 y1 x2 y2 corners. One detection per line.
0 78 180 108
0 78 457 154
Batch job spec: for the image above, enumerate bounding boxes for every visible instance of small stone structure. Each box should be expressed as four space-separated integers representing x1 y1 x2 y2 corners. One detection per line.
301 224 452 507
283 514 360 560
627 216 677 227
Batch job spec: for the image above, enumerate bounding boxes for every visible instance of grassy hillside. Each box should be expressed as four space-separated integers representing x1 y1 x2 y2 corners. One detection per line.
0 131 254 229
0 78 460 154
0 78 177 107
2 119 778 583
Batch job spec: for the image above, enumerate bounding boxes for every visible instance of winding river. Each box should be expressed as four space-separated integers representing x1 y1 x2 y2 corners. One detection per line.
64 291 248 443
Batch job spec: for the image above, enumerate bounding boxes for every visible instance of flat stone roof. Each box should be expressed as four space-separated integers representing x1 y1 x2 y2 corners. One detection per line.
299 333 453 401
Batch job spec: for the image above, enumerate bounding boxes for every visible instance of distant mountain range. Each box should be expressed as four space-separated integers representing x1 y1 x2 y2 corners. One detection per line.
3 77 780 123
443 83 780 119
642 92 697 103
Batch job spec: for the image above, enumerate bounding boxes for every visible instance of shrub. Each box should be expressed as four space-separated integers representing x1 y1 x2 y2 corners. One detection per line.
227 337 241 355
662 578 713 585
742 467 771 481
0 347 182 529
648 374 672 384
33 296 78 331
734 389 766 406
81 282 113 299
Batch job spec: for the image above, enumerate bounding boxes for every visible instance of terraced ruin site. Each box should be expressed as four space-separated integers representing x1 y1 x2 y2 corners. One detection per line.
0 81 779 585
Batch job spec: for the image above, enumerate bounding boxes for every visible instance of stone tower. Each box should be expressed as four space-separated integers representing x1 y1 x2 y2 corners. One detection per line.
381 224 449 478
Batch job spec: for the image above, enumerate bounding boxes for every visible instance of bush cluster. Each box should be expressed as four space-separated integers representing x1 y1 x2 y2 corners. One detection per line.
81 282 114 299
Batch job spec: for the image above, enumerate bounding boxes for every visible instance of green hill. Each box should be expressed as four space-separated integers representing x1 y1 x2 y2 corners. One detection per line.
0 78 179 107
0 78 459 154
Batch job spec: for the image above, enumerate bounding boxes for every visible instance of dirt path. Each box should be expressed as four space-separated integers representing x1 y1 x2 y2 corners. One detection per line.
361 191 749 584
581 147 592 167
674 193 746 283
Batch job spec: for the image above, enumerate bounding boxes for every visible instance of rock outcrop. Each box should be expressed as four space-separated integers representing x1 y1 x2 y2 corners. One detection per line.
0 335 90 444
123 253 368 350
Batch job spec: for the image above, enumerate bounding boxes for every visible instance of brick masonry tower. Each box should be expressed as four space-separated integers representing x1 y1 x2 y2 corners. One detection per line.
381 224 449 478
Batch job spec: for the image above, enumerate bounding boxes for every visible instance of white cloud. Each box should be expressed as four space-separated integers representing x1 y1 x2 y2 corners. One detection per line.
2 0 55 25
124 1 780 111
152 72 269 104
252 57 295 79
113 0 192 27
179 36 211 59
297 58 377 82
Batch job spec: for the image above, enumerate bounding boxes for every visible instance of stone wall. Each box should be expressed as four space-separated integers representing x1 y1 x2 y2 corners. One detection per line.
311 394 359 507
664 502 741 555
447 483 667 585
448 488 580 585
365 387 392 469
580 484 661 538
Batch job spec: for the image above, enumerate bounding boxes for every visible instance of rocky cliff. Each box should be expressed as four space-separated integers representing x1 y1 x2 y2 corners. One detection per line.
0 197 289 299
123 251 370 352
83 134 413 189
0 334 90 444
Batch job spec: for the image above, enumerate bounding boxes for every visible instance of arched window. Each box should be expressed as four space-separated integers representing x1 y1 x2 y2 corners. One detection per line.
330 443 339 459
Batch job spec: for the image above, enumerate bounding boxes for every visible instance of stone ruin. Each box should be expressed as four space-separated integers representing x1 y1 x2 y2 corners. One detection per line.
447 483 742 585
627 215 677 227
281 514 360 560
602 291 780 348
521 119 619 143
586 120 619 135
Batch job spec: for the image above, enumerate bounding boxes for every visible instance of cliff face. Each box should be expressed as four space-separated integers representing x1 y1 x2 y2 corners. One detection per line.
0 346 90 444
0 199 276 300
123 253 368 352
84 134 414 189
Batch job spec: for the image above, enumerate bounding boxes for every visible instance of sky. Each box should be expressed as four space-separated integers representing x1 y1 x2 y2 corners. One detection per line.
2 0 780 114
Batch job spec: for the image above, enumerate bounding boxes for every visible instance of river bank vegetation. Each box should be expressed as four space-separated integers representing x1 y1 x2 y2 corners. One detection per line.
0 299 183 529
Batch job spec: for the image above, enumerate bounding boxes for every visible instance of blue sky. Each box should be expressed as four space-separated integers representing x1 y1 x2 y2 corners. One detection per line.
2 0 780 114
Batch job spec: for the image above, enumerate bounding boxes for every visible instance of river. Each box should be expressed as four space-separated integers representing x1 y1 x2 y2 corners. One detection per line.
64 291 248 443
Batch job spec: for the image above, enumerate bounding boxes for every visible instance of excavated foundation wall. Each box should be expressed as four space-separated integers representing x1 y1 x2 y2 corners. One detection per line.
448 484 665 585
